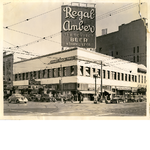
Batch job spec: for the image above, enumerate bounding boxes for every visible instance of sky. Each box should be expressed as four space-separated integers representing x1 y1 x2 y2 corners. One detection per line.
2 0 148 62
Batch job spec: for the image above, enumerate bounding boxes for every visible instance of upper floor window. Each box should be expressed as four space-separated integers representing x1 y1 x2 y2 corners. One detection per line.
111 51 113 56
129 74 131 81
114 72 116 80
85 67 90 77
133 56 135 62
103 70 106 78
125 74 127 81
135 76 137 82
48 69 50 78
43 70 45 78
19 74 21 80
137 55 139 62
141 75 143 83
30 72 33 79
23 73 25 80
107 71 110 79
138 75 140 83
137 46 139 53
118 73 120 80
33 71 36 79
26 73 29 80
71 66 75 76
133 47 135 53
38 71 40 79
144 76 146 83
132 75 134 82
15 74 17 81
53 68 57 77
58 68 61 77
122 73 124 81
97 69 101 77
63 67 67 76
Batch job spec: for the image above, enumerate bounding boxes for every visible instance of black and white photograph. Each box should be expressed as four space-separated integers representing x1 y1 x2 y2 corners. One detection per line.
1 0 149 118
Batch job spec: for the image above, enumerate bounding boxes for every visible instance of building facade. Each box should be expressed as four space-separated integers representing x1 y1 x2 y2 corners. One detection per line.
3 52 14 97
96 19 147 66
12 48 147 100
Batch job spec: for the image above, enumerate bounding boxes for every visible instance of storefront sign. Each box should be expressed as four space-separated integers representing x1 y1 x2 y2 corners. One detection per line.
61 5 96 48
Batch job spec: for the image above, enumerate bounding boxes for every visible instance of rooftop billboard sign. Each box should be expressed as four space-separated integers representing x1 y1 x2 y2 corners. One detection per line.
61 5 96 48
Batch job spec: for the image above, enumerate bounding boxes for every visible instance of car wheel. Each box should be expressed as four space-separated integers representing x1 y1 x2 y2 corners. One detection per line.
16 100 19 103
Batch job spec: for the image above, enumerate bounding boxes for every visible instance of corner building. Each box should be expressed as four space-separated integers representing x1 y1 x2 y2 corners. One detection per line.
13 48 147 100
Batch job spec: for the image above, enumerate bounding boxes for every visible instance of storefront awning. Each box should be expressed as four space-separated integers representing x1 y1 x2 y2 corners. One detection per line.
116 86 131 91
104 90 115 94
80 91 96 94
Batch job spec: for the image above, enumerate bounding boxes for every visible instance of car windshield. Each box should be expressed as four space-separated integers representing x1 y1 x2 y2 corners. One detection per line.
13 94 23 98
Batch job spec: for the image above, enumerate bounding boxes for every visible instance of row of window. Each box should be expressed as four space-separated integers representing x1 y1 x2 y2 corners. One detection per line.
15 66 75 81
79 66 146 84
14 65 146 84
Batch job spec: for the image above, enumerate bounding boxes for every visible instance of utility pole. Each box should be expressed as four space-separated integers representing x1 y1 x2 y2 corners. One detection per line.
60 64 63 102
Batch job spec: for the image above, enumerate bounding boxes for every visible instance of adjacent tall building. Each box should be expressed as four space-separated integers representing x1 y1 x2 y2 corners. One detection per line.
96 19 147 66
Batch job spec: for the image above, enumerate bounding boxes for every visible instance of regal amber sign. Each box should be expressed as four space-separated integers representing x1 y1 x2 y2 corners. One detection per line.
61 5 96 48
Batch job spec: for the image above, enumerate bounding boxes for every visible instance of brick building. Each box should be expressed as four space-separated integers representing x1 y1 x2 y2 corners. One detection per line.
96 19 147 66
3 52 14 98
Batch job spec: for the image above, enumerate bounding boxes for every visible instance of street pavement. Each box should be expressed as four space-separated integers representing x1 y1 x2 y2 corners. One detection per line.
4 100 146 116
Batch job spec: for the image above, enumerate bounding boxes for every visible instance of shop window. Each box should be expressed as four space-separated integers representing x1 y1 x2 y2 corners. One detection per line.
129 74 131 81
122 73 124 81
118 73 120 80
135 76 137 82
133 47 135 53
63 67 67 76
85 67 90 77
137 46 139 53
141 75 143 83
26 73 29 80
125 74 127 81
132 75 134 82
107 70 110 79
144 76 146 83
23 73 25 80
71 66 75 76
58 68 61 77
103 70 106 78
138 75 140 83
15 74 17 81
137 55 139 62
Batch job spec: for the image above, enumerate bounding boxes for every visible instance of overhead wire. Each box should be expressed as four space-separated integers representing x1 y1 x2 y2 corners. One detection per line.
4 7 60 28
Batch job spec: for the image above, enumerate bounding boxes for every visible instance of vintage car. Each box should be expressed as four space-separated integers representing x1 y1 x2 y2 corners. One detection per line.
111 95 125 103
7 94 28 103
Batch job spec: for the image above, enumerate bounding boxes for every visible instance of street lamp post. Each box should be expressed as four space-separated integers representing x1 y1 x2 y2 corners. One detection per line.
93 73 98 104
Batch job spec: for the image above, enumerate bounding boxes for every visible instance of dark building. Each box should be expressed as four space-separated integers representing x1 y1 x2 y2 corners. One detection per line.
3 52 14 98
96 19 147 66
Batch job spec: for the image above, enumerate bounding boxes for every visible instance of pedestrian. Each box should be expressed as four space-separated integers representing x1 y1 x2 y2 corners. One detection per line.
70 93 74 103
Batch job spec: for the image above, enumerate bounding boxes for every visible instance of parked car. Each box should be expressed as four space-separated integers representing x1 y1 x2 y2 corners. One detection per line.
7 94 28 103
105 99 111 104
111 95 125 103
30 93 41 102
40 94 51 102
23 93 32 101
126 95 135 103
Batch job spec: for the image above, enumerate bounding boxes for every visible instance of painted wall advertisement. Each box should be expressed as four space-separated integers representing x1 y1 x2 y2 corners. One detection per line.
61 5 96 48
